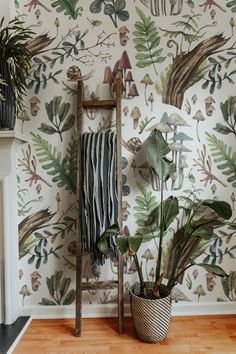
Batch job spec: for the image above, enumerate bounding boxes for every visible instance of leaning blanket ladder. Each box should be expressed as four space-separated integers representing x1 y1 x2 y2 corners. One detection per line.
76 77 124 336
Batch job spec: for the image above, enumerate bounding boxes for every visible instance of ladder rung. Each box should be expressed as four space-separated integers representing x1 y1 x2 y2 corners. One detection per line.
82 99 117 109
82 280 118 291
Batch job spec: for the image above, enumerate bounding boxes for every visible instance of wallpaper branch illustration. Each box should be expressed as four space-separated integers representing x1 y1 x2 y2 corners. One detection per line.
15 0 236 306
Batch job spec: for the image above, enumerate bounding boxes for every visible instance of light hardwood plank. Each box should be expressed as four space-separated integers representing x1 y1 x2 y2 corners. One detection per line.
14 315 236 354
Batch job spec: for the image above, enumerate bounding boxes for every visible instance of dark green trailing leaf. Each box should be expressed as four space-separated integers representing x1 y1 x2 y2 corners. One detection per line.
50 0 83 19
195 263 228 277
206 133 236 188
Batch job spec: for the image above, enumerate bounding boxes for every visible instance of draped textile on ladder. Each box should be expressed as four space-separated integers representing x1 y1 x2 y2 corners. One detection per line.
81 131 118 266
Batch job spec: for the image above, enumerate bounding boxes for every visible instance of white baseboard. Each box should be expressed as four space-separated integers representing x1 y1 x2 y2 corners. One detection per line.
20 301 236 320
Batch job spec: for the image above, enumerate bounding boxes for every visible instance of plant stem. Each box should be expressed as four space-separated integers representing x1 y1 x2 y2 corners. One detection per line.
156 179 164 282
133 254 145 293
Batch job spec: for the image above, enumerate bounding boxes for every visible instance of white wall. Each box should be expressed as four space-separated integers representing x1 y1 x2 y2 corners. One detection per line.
0 0 15 324
0 183 3 323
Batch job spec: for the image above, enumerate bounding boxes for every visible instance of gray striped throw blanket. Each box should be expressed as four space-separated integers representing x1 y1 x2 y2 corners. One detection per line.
81 131 118 265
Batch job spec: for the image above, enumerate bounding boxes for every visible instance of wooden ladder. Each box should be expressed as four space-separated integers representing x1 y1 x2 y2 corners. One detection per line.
75 77 124 336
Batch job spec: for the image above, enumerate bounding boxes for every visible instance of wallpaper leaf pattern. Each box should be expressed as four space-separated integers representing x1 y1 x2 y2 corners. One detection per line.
15 0 236 307
206 133 236 188
31 133 77 193
50 0 83 19
133 7 165 74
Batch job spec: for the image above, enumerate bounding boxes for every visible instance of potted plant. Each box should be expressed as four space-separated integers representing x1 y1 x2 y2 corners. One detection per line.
98 129 235 343
0 17 33 130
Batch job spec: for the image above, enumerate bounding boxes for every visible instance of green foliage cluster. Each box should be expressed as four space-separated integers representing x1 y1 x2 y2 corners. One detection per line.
98 130 235 299
0 17 34 110
40 271 76 305
50 0 83 19
39 96 75 141
203 54 236 94
31 132 77 194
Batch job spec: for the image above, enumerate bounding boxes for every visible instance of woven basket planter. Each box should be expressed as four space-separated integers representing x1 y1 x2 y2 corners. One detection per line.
130 283 172 343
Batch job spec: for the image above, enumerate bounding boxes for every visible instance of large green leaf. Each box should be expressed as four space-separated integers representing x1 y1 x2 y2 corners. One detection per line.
116 234 143 255
202 199 232 220
97 225 120 255
191 227 214 240
146 129 176 182
115 235 129 254
162 196 179 230
195 263 228 277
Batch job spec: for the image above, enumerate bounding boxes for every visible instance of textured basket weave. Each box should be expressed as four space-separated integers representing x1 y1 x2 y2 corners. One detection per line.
130 283 172 343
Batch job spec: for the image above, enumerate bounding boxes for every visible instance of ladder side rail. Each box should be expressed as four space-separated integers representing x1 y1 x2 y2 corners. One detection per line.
75 80 84 336
115 77 124 334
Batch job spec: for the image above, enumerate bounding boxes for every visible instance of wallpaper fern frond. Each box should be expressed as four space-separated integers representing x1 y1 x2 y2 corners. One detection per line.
31 133 76 193
206 133 236 187
133 7 165 74
134 183 158 240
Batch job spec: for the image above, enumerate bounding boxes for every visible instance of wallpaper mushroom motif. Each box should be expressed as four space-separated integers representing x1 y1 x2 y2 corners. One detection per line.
14 0 236 309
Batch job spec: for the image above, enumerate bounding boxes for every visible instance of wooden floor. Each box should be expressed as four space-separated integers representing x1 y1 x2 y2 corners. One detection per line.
14 315 236 354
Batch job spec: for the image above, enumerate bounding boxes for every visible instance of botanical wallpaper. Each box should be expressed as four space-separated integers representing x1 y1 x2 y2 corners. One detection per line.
15 0 236 308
